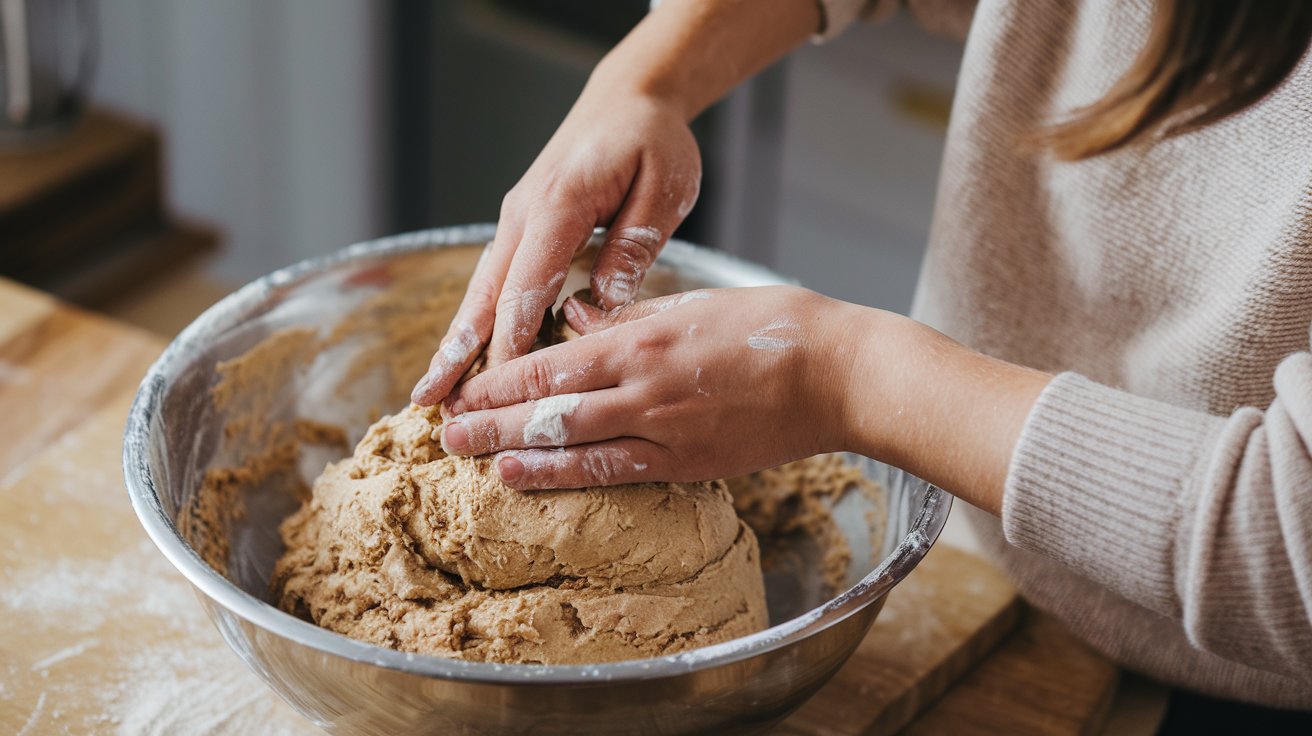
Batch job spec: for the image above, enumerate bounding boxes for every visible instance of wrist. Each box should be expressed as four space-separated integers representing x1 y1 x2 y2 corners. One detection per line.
589 0 820 122
841 314 1051 515
589 38 713 123
804 298 888 455
583 59 692 121
826 305 906 458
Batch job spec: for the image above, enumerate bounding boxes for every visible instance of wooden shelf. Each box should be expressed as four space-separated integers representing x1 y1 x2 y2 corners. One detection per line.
0 107 220 313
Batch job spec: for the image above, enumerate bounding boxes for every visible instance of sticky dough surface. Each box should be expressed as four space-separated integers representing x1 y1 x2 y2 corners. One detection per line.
272 404 768 664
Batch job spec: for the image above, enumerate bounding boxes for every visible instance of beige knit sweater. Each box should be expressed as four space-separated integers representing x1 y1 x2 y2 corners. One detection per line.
820 0 1312 707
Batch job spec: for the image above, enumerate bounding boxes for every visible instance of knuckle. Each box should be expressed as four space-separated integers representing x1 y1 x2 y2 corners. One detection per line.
453 382 484 409
463 278 500 313
607 235 657 267
520 357 557 399
524 451 569 488
628 329 673 360
471 417 501 452
499 189 524 219
640 403 671 424
495 291 542 346
495 286 528 318
537 175 565 202
580 448 622 486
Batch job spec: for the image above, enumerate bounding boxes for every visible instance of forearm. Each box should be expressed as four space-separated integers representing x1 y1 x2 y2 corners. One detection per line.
826 306 1051 515
591 0 821 120
827 304 1312 678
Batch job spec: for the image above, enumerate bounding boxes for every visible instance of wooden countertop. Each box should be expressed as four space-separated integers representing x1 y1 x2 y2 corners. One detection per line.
0 276 1119 734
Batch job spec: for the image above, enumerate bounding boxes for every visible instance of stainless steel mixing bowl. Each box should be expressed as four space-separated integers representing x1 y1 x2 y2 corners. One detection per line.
123 225 951 736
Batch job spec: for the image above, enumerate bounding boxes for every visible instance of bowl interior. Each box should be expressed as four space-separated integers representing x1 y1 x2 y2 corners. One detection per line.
131 226 946 669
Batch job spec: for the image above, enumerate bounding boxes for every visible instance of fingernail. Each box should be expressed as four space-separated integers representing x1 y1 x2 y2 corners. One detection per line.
498 454 524 484
442 422 469 453
411 368 443 405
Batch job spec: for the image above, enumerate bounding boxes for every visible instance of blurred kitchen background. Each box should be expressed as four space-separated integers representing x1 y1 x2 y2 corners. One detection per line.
0 0 962 334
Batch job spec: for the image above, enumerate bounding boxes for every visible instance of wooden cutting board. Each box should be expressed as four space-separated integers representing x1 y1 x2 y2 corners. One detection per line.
0 277 1117 734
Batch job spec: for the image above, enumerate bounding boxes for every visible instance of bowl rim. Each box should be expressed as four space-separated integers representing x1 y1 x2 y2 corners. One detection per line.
122 224 952 684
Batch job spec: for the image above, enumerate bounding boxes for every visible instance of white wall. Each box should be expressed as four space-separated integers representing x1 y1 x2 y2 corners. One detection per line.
93 0 387 283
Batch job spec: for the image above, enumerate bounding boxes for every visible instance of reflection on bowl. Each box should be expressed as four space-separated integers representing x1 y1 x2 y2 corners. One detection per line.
123 225 950 735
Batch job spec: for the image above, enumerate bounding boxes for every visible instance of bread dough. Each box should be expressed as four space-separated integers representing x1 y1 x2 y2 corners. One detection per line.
271 403 768 664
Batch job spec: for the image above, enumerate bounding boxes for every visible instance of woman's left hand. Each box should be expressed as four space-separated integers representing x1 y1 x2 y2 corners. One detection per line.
439 285 863 489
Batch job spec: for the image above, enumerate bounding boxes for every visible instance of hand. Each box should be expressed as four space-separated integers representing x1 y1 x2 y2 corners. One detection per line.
409 0 822 408
438 286 861 489
439 283 1052 515
409 85 702 406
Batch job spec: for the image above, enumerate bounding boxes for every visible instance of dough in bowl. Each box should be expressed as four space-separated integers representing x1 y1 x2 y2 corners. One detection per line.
272 403 768 664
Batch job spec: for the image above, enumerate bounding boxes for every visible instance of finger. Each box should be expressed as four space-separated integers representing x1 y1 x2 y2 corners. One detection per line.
445 336 618 415
493 438 675 490
441 387 638 455
562 289 713 336
591 224 662 310
411 235 518 405
592 164 699 309
485 210 594 369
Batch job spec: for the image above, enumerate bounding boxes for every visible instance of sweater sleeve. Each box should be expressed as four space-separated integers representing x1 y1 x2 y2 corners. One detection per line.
1002 349 1312 681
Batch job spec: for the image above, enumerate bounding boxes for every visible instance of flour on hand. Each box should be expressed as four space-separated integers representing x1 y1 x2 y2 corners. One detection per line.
747 318 799 351
522 393 584 446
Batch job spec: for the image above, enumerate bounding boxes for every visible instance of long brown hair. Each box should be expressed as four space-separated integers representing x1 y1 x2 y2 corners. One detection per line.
1039 0 1312 161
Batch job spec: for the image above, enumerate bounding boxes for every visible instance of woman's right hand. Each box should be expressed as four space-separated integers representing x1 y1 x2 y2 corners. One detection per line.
410 81 702 406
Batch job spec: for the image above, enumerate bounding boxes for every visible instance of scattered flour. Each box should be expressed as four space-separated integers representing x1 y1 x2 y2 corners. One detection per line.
645 290 710 318
595 270 638 305
579 446 640 483
522 393 584 445
747 318 799 351
16 692 46 736
596 227 661 304
552 356 596 392
693 366 711 397
611 225 662 247
506 271 566 342
1 545 201 635
30 638 100 671
439 322 479 366
503 445 648 483
2 538 313 734
500 447 570 475
105 646 308 736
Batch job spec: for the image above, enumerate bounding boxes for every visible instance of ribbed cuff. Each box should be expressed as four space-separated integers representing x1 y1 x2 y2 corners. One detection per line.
1002 373 1226 616
814 0 896 42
